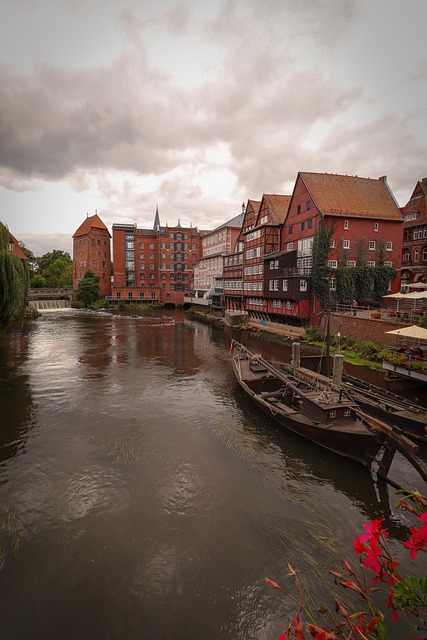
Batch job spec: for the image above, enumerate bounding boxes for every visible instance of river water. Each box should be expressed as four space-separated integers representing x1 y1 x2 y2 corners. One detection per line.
0 308 425 640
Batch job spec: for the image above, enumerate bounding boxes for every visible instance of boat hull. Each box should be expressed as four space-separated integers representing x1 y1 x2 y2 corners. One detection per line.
232 353 381 467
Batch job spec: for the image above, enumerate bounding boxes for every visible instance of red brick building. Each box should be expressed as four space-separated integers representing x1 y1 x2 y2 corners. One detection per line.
7 231 28 261
223 200 260 311
223 195 292 316
73 213 112 297
400 177 427 289
112 211 204 306
280 172 404 317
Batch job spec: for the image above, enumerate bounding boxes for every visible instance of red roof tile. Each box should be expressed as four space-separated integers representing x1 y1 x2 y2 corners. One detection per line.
73 214 111 238
263 194 291 224
299 172 402 221
9 233 28 260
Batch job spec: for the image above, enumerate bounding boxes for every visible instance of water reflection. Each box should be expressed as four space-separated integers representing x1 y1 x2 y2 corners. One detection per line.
0 309 422 640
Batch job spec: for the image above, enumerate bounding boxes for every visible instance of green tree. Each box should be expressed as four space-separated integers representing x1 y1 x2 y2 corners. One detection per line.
310 222 334 309
33 250 73 288
77 270 100 306
0 222 30 336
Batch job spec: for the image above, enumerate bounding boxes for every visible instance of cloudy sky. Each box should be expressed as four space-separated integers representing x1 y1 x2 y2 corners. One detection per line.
0 0 426 256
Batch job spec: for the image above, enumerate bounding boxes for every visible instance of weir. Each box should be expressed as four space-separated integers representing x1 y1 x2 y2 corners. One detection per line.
28 299 72 310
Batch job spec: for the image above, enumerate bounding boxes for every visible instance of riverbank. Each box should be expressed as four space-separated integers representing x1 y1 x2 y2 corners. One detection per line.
186 308 384 371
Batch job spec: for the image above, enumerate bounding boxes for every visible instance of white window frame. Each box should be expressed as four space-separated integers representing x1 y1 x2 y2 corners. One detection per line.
369 241 375 250
344 220 349 230
343 240 350 249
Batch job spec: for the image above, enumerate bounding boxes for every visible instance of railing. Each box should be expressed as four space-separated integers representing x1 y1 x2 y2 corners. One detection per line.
28 288 73 299
332 303 425 324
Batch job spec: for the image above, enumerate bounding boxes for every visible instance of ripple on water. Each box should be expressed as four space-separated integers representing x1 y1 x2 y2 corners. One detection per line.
157 461 205 518
62 465 131 522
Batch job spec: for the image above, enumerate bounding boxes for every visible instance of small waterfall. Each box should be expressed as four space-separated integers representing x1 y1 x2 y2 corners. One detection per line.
28 299 72 310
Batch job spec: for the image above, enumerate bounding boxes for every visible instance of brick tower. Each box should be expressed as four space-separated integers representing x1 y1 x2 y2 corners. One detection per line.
73 213 112 297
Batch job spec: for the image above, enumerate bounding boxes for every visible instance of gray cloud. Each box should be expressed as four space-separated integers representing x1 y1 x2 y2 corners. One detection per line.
0 0 425 234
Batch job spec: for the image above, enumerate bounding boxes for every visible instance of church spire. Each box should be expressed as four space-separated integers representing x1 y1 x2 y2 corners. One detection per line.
153 205 160 231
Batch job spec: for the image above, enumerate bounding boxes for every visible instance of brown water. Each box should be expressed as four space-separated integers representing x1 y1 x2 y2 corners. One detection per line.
0 308 425 640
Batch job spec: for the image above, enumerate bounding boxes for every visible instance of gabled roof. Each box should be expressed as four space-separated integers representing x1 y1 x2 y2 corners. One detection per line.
247 199 261 214
9 233 28 260
299 172 403 221
211 211 244 234
73 214 111 238
261 194 291 224
402 177 427 227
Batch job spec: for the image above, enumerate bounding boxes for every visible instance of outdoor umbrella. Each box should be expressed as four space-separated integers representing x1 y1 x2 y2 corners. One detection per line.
383 291 408 311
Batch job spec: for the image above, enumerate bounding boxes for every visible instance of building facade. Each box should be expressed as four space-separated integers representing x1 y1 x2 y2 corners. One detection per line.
112 213 204 306
400 177 427 289
193 210 244 297
72 213 112 297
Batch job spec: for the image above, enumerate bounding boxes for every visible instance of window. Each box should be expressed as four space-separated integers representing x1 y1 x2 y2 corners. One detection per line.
344 220 349 230
328 260 338 268
330 278 337 291
414 249 419 262
283 279 288 291
128 292 133 299
307 219 313 229
150 243 154 249
386 242 393 251
140 242 145 248
288 225 293 235
297 205 301 215
330 239 335 248
369 241 376 250
424 229 427 238
366 261 376 267
346 260 356 267
301 221 305 231
149 263 154 270
384 261 393 267
287 242 294 251
374 223 379 232
344 408 351 417
139 292 144 299
139 263 145 270
423 248 427 261
329 410 336 419
343 240 350 249
285 301 292 310
300 279 307 291
306 201 311 211
139 253 145 259
150 253 154 259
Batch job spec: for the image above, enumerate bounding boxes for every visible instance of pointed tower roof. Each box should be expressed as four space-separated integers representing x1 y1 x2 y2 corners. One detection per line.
153 205 161 231
73 213 111 238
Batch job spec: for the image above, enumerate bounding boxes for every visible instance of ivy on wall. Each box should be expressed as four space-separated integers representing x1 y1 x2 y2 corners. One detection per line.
309 222 334 308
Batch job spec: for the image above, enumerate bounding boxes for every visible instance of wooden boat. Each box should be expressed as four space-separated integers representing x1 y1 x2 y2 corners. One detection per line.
295 354 427 442
231 341 383 467
342 374 427 442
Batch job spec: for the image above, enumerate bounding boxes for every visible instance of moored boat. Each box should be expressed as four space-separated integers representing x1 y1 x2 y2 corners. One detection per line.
231 340 383 467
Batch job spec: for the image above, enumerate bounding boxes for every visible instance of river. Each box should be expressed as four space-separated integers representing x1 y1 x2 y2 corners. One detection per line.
0 308 425 640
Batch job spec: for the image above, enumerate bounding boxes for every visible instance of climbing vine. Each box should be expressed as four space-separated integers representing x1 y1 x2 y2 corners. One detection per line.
309 222 334 309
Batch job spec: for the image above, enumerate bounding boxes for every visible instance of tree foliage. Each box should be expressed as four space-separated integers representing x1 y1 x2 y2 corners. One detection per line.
32 250 73 288
0 222 30 336
77 270 100 306
310 222 334 309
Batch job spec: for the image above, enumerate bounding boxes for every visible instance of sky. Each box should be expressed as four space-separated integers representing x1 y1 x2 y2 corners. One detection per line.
0 0 426 257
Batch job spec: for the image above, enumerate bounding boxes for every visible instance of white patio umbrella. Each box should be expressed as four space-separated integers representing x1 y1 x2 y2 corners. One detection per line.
383 291 408 311
407 283 427 289
385 325 427 346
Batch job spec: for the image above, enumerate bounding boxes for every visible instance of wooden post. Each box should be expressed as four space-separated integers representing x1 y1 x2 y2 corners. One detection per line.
333 354 344 387
292 342 300 369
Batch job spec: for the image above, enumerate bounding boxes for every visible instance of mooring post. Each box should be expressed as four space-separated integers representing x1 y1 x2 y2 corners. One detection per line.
332 353 344 386
291 342 300 369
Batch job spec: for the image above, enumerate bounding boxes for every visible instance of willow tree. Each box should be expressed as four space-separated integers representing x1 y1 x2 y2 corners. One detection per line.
310 222 334 309
0 223 30 336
